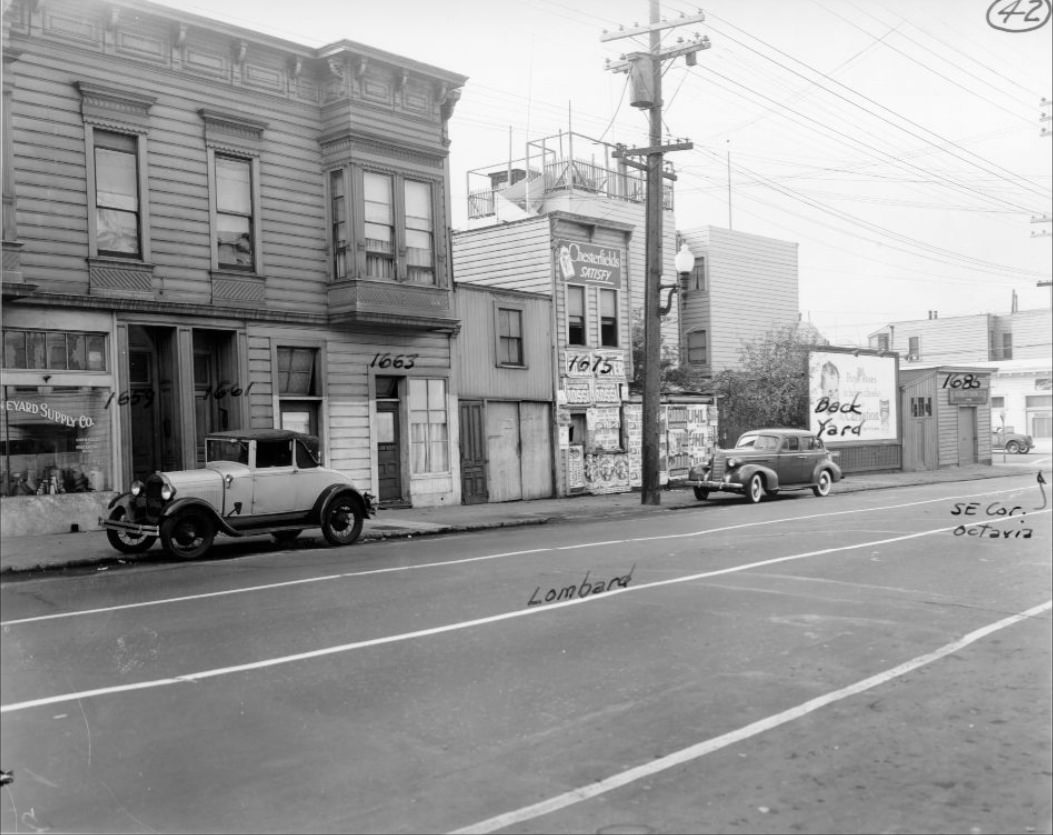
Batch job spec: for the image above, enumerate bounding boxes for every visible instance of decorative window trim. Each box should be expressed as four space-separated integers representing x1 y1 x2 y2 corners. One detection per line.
200 109 266 276
77 81 155 133
78 83 155 266
199 108 267 157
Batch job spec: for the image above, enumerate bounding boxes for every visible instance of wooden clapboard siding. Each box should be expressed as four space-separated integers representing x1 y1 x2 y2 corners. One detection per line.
679 226 799 373
887 315 990 363
452 217 553 294
8 0 463 319
454 284 553 400
1006 309 1053 359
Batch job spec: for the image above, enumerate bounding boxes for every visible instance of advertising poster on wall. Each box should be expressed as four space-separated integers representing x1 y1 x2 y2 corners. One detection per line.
808 351 898 442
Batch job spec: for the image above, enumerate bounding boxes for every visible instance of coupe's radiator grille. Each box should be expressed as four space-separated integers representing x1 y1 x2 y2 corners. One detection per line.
710 458 726 480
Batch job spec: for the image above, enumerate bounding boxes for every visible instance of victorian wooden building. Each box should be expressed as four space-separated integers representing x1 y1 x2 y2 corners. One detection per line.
1 0 467 534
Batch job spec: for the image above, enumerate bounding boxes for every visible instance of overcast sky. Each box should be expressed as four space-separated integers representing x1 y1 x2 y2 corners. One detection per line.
151 0 1053 347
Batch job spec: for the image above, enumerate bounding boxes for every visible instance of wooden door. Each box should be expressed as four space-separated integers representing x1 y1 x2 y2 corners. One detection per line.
459 400 488 505
487 402 522 502
377 400 402 503
957 407 977 465
519 402 553 499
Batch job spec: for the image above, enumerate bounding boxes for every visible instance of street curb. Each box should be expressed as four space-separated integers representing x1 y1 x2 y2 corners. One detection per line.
0 466 1039 578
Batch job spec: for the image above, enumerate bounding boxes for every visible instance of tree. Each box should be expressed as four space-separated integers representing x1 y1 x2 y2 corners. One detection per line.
712 325 812 445
629 315 708 394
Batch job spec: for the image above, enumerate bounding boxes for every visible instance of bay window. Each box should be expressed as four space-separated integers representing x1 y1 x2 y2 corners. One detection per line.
364 171 395 279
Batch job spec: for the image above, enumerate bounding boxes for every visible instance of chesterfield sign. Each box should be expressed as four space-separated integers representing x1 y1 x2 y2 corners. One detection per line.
557 240 622 287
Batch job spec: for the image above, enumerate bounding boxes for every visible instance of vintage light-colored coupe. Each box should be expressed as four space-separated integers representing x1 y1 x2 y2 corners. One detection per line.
686 428 843 503
101 429 375 559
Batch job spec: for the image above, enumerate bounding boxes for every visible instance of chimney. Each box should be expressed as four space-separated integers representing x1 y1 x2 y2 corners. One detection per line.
1012 290 1018 313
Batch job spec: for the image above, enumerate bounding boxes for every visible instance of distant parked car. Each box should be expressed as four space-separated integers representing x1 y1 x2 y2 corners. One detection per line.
101 429 375 559
992 427 1033 454
686 428 843 504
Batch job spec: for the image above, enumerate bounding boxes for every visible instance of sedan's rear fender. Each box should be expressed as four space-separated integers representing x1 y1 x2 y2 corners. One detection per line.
812 461 843 483
159 498 238 536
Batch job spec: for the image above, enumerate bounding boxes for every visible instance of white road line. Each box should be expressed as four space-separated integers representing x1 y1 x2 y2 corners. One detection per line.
449 599 1053 835
4 512 1047 715
1 486 1036 628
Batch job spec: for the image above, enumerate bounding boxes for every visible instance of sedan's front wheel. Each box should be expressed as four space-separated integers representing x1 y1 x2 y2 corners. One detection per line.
320 494 364 546
812 469 832 497
745 473 765 504
1005 441 1020 454
160 510 215 560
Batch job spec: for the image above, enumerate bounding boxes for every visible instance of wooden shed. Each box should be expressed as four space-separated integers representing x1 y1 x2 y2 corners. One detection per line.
900 365 994 470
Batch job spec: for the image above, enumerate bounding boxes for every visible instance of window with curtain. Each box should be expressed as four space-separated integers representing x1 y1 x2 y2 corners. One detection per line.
404 180 434 284
409 378 448 473
329 170 348 280
215 155 254 270
364 171 395 279
567 285 585 345
93 131 141 257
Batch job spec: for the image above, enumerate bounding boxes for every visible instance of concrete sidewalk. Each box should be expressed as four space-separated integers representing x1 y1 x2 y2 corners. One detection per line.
0 462 1043 576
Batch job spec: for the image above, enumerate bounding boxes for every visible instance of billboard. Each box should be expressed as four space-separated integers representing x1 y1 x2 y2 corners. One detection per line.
808 350 897 442
556 240 622 287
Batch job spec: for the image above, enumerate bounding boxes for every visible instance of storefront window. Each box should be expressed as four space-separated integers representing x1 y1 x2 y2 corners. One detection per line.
2 385 114 497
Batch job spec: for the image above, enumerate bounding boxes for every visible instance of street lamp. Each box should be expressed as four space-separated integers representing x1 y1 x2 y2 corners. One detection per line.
659 242 695 317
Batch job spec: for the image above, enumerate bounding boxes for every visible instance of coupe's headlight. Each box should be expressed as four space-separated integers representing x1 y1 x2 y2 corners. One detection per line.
727 457 740 469
130 480 144 496
160 481 175 501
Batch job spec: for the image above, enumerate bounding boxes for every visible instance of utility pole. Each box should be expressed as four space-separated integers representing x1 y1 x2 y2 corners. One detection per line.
604 4 709 505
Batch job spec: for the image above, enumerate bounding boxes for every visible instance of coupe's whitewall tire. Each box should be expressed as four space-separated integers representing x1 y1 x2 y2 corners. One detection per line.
812 469 832 497
746 473 765 503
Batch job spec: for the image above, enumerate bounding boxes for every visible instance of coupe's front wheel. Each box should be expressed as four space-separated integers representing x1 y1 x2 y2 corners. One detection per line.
321 494 364 546
160 510 215 560
105 506 157 554
745 474 765 504
812 469 832 497
693 486 710 501
1005 441 1020 454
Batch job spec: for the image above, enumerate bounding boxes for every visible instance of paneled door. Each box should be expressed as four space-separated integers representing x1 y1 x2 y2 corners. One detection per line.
459 400 488 505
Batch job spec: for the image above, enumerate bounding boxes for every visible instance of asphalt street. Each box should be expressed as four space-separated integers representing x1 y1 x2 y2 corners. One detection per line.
1 476 1051 834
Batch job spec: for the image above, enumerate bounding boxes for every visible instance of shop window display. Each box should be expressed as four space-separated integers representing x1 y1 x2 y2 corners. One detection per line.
2 385 114 497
